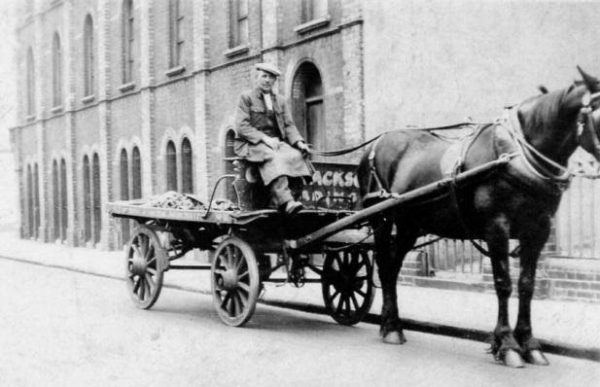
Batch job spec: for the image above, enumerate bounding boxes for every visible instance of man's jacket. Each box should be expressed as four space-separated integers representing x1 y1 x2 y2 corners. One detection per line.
234 87 304 162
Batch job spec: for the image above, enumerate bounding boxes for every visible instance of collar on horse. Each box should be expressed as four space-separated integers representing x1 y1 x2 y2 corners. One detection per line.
496 107 573 193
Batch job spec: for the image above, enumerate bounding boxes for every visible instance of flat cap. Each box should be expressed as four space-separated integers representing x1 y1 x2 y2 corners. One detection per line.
255 62 281 77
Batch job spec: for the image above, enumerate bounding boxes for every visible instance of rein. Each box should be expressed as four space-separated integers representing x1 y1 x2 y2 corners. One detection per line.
308 121 480 157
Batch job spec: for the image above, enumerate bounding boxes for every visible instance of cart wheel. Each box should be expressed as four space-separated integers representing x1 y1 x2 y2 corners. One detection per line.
125 225 165 309
211 237 260 327
322 248 375 325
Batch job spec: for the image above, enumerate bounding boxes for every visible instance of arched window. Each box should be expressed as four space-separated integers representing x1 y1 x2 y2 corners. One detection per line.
292 62 325 150
83 15 95 97
166 140 177 191
92 153 101 244
26 164 34 237
119 149 130 244
122 0 134 84
53 160 60 240
83 155 92 242
131 146 142 199
224 129 237 200
52 33 62 107
26 47 35 116
120 149 129 201
33 163 40 239
60 159 68 241
181 137 193 193
169 0 184 68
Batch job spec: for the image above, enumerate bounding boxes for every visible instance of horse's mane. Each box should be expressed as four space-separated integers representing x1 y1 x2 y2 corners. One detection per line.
519 84 578 139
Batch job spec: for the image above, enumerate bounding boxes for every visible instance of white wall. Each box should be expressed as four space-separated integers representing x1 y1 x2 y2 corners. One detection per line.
363 0 600 137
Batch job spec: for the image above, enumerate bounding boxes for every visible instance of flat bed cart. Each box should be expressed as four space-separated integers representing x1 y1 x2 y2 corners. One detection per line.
108 155 508 327
108 201 377 327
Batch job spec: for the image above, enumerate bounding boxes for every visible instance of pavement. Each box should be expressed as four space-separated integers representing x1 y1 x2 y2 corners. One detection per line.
1 228 599 362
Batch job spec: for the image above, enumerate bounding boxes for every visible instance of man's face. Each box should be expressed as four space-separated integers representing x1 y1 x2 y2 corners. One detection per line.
257 71 277 93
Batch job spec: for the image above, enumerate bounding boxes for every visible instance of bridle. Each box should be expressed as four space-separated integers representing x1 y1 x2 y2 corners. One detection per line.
500 90 600 188
573 91 600 178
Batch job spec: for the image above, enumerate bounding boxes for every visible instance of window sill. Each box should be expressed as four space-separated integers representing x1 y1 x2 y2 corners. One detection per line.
165 66 186 77
81 95 95 104
51 105 63 114
119 82 135 93
224 45 249 59
294 16 331 35
26 115 36 123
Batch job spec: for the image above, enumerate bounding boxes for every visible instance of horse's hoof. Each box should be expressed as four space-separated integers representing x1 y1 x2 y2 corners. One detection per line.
503 349 525 368
525 350 549 366
382 331 407 345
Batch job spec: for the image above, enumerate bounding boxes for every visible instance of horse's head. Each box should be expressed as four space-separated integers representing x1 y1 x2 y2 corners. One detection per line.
574 66 600 162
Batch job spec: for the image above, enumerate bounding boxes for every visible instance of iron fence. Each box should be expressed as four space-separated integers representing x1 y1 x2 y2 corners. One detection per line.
416 171 600 276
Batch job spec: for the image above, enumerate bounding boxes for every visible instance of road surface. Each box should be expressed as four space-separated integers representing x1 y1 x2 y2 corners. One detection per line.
0 259 597 386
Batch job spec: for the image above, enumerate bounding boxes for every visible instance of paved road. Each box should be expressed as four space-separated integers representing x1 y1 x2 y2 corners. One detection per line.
0 259 598 387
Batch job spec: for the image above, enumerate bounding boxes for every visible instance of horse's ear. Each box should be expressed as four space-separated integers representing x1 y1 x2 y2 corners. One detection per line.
577 65 600 92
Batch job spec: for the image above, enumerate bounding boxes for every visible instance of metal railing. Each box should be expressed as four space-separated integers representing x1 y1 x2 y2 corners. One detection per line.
553 175 600 259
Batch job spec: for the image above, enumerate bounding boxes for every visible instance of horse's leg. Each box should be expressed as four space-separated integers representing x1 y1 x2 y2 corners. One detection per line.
514 217 550 366
372 212 403 344
486 215 524 368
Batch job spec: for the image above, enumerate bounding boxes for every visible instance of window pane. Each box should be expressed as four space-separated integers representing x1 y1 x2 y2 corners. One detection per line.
27 49 35 115
60 159 68 241
238 18 248 45
53 34 62 107
92 153 101 244
53 161 60 240
132 147 142 199
34 164 40 238
120 149 129 200
169 0 179 67
166 141 178 191
84 16 94 96
119 149 130 245
307 101 324 149
181 138 193 193
83 156 91 241
27 165 33 237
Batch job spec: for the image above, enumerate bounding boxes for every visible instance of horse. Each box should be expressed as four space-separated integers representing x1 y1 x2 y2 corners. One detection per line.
357 67 600 367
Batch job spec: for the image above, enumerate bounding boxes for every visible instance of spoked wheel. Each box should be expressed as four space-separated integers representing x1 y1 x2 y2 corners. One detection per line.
125 225 166 309
322 248 375 325
211 237 260 327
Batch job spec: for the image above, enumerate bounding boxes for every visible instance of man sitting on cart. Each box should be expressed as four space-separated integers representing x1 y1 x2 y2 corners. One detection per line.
234 62 313 215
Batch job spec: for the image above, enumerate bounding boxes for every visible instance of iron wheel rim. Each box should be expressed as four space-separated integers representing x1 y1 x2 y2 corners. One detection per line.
211 237 260 327
125 226 164 310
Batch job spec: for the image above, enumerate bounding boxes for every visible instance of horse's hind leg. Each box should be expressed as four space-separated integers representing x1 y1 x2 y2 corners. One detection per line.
486 215 524 367
373 212 417 344
514 217 550 366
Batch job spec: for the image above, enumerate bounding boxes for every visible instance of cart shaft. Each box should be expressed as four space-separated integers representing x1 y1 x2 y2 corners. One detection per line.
287 157 510 250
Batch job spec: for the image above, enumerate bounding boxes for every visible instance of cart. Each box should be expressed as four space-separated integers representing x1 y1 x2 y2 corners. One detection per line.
108 156 508 327
108 162 378 327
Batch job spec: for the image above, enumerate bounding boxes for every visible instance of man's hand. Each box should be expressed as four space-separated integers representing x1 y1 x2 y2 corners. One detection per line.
296 141 310 156
262 136 280 150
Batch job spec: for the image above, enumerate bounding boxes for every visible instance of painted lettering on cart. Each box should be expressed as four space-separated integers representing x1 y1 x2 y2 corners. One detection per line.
301 163 359 209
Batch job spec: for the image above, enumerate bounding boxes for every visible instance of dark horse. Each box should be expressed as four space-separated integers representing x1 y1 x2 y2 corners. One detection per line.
357 67 600 367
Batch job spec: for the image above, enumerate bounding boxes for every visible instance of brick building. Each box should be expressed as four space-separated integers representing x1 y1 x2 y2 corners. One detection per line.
11 0 364 249
10 1 600 300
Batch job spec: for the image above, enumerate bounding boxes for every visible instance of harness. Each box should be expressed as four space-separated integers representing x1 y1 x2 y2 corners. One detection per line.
496 107 572 193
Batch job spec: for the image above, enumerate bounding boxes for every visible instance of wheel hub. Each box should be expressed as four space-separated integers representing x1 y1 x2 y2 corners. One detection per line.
218 269 238 290
131 256 147 276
